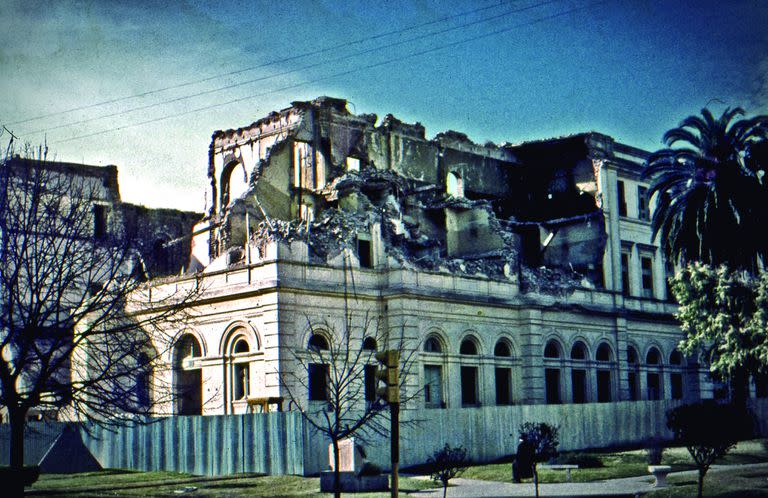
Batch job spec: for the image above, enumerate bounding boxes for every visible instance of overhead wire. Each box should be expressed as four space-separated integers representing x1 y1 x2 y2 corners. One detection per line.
5 0 509 127
22 0 561 137
52 0 610 145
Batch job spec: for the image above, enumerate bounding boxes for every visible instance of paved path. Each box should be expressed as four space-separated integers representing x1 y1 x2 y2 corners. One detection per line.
406 462 768 497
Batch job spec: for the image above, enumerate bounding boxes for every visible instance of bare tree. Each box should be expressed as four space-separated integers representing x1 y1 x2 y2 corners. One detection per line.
279 270 415 498
0 146 199 495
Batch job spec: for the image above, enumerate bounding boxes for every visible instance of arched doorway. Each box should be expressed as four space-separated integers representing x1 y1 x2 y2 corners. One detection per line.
174 334 203 415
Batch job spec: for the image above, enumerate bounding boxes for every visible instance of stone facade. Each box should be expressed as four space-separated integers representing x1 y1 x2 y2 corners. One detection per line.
149 96 721 418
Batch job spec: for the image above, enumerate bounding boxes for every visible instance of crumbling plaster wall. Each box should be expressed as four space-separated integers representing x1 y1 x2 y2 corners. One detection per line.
203 98 618 290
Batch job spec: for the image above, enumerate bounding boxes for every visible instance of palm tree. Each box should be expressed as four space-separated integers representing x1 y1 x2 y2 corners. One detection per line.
644 107 768 274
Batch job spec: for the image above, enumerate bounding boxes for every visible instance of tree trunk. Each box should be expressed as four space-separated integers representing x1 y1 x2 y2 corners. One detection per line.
442 482 448 498
332 438 341 498
9 407 27 498
533 465 539 498
697 468 705 498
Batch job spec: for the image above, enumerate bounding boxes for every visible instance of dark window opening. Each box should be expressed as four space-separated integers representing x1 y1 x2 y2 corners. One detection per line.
572 369 587 404
544 341 560 359
308 363 329 401
647 372 661 400
545 368 561 404
234 363 249 400
424 337 442 353
617 180 627 216
93 204 107 239
621 252 631 296
597 370 611 402
646 348 661 365
628 372 639 401
637 186 649 220
670 373 683 400
364 364 376 403
357 239 372 268
494 341 512 357
571 342 587 360
460 366 478 406
495 367 512 405
460 339 478 355
308 334 329 351
596 343 612 362
641 256 654 298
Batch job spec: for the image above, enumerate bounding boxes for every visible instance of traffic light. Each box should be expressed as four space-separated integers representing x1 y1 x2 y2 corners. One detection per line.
375 349 400 403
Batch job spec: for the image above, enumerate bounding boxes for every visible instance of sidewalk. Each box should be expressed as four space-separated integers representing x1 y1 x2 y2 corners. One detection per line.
406 462 768 497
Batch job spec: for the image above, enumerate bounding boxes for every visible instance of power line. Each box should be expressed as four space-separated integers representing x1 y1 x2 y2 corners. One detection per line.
23 0 561 137
51 0 609 145
5 0 510 127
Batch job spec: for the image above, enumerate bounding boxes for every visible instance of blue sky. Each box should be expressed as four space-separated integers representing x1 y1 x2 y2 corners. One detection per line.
1 0 766 211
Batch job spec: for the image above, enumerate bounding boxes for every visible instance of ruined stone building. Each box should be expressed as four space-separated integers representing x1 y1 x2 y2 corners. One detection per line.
151 96 723 418
0 157 200 421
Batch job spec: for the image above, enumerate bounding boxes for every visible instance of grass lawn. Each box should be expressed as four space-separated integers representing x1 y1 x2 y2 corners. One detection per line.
28 470 436 497
460 439 768 484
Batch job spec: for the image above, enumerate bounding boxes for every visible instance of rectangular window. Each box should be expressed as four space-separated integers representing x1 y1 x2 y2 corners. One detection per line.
572 369 587 404
93 204 107 239
670 373 683 400
637 186 649 220
364 364 376 403
545 368 561 404
357 238 372 268
460 366 478 406
617 180 627 216
308 363 329 401
495 367 512 405
424 365 443 408
621 251 631 296
647 372 661 400
641 256 654 298
597 370 612 402
628 371 639 401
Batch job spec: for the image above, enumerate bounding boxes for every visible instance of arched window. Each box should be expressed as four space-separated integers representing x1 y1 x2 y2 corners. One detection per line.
423 335 445 409
362 337 377 351
544 340 561 359
570 341 587 360
646 347 663 400
228 334 252 405
460 337 478 355
423 336 442 353
459 336 480 406
308 333 329 351
595 342 613 402
646 347 661 365
494 340 512 357
627 345 640 401
494 339 513 405
173 334 203 415
543 339 562 404
596 343 613 362
669 350 684 400
570 341 588 404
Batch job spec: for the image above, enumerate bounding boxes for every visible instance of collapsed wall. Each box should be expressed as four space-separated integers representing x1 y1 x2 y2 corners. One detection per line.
197 97 609 292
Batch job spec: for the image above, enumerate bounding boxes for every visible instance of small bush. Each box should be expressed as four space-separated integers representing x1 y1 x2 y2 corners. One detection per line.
558 453 604 468
427 444 470 498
